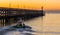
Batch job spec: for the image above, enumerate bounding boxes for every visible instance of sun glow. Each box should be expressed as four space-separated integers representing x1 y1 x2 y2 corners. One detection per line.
0 0 60 10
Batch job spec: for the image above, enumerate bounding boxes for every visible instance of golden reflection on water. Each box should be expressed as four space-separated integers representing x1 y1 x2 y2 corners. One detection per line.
43 13 60 32
25 13 60 35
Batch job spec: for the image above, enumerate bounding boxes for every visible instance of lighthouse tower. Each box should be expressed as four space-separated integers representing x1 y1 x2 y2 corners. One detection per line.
41 6 43 12
41 6 45 16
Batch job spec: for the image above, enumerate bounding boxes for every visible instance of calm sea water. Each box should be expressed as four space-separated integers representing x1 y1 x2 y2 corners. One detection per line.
4 13 60 35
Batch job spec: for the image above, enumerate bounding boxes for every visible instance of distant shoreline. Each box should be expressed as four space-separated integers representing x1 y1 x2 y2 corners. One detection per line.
45 10 60 12
45 10 60 13
46 12 60 13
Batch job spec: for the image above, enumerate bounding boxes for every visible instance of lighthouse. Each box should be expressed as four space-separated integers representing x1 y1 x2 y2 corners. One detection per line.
41 6 45 16
41 6 43 12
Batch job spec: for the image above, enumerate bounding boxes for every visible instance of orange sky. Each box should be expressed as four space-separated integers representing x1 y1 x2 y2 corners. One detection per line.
0 0 60 10
45 0 60 10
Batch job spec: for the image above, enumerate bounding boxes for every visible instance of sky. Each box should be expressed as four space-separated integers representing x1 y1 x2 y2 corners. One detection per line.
0 0 60 10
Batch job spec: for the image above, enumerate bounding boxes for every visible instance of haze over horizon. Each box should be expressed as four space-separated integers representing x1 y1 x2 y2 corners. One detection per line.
0 0 60 11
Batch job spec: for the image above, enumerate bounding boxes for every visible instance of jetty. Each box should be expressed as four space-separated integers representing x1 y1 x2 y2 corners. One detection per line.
0 7 44 27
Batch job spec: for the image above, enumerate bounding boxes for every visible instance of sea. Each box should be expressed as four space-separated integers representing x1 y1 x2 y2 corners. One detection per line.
1 12 60 35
